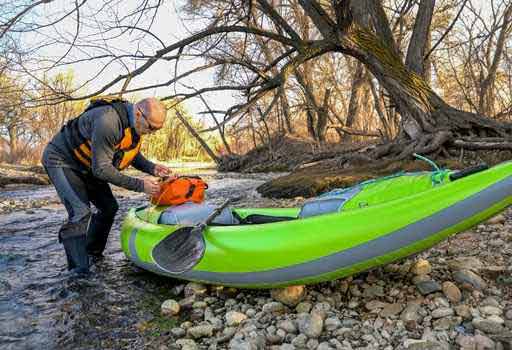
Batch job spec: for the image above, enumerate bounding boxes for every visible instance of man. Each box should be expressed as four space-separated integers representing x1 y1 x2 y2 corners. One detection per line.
42 97 171 274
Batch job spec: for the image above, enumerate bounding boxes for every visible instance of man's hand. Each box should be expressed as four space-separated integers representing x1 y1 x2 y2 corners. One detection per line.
143 178 161 196
154 164 172 178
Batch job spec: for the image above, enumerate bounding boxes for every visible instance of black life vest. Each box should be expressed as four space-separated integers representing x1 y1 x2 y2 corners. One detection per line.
62 98 142 170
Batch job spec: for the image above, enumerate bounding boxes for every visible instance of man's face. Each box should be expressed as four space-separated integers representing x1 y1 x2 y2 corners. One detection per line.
136 106 164 135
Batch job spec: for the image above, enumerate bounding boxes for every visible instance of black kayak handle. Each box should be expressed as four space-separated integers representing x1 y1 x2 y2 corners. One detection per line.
449 164 489 181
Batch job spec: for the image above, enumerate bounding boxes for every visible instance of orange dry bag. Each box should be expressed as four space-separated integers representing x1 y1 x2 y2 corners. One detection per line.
151 176 208 206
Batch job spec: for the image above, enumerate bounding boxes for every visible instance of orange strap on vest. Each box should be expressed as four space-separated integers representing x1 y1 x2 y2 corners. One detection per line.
151 176 208 206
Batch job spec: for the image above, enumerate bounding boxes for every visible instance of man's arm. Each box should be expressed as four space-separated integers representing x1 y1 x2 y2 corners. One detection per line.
90 110 145 192
132 153 156 175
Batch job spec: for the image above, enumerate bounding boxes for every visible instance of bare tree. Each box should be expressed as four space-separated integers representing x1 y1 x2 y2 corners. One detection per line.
1 0 512 168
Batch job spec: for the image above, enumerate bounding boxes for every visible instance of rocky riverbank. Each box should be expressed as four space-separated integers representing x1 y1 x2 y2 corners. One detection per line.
142 212 512 350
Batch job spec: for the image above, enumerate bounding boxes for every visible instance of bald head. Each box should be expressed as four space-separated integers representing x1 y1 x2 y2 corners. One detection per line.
134 97 166 134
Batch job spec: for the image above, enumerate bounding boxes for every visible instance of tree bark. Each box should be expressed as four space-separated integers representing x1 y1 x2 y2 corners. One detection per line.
7 123 18 162
343 61 369 142
294 65 328 142
405 0 436 79
279 90 294 134
316 89 331 143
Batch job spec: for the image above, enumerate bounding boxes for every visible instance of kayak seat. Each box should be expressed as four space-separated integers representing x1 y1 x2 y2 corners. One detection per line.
158 202 239 225
299 186 361 218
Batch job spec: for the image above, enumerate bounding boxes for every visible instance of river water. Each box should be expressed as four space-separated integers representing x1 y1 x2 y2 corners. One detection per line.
0 170 284 350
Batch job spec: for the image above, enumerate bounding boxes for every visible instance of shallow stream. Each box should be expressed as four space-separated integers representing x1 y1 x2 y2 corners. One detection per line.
0 169 282 349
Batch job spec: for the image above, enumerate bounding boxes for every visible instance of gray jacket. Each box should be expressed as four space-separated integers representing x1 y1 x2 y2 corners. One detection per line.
42 103 154 192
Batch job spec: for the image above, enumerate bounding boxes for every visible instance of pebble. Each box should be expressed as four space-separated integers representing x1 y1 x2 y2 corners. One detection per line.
216 327 236 343
415 280 442 295
296 312 323 338
432 316 462 330
411 259 432 275
317 342 333 350
180 321 193 329
175 339 198 350
456 334 495 349
179 296 195 309
229 335 266 350
447 257 484 272
433 297 450 308
184 282 208 297
291 334 307 348
171 284 185 296
362 285 385 298
161 299 180 316
365 300 388 311
349 284 362 297
431 307 454 319
452 270 487 290
472 317 505 334
270 286 305 306
380 303 403 318
487 214 506 225
187 324 214 339
401 303 422 324
190 310 203 321
479 306 502 316
225 298 237 307
481 297 501 308
402 339 440 349
225 311 247 326
295 302 312 313
277 320 297 334
192 301 207 309
347 300 359 309
246 309 257 317
262 302 286 314
171 327 186 337
441 281 461 303
324 317 342 331
505 309 512 320
207 317 223 330
306 338 319 349
311 302 331 320
454 305 472 320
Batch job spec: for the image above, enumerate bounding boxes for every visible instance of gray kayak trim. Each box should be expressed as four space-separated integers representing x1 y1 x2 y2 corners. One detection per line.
129 175 512 285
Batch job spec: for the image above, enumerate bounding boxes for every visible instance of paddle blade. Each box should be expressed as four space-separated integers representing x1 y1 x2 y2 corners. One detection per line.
152 227 206 274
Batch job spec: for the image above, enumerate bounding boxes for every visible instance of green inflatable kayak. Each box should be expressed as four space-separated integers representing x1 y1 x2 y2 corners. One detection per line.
121 161 512 288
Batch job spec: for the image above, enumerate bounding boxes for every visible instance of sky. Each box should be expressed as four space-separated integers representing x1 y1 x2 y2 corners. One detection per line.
24 0 238 122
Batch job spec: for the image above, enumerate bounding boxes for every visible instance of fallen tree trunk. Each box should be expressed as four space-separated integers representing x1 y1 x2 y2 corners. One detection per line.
175 110 220 164
0 175 50 187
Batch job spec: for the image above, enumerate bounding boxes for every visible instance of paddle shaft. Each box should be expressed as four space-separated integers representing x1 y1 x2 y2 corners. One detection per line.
205 198 238 225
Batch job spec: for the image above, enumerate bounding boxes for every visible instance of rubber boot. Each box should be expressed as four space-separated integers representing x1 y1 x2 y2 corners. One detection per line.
86 211 116 258
59 214 91 274
62 235 89 274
